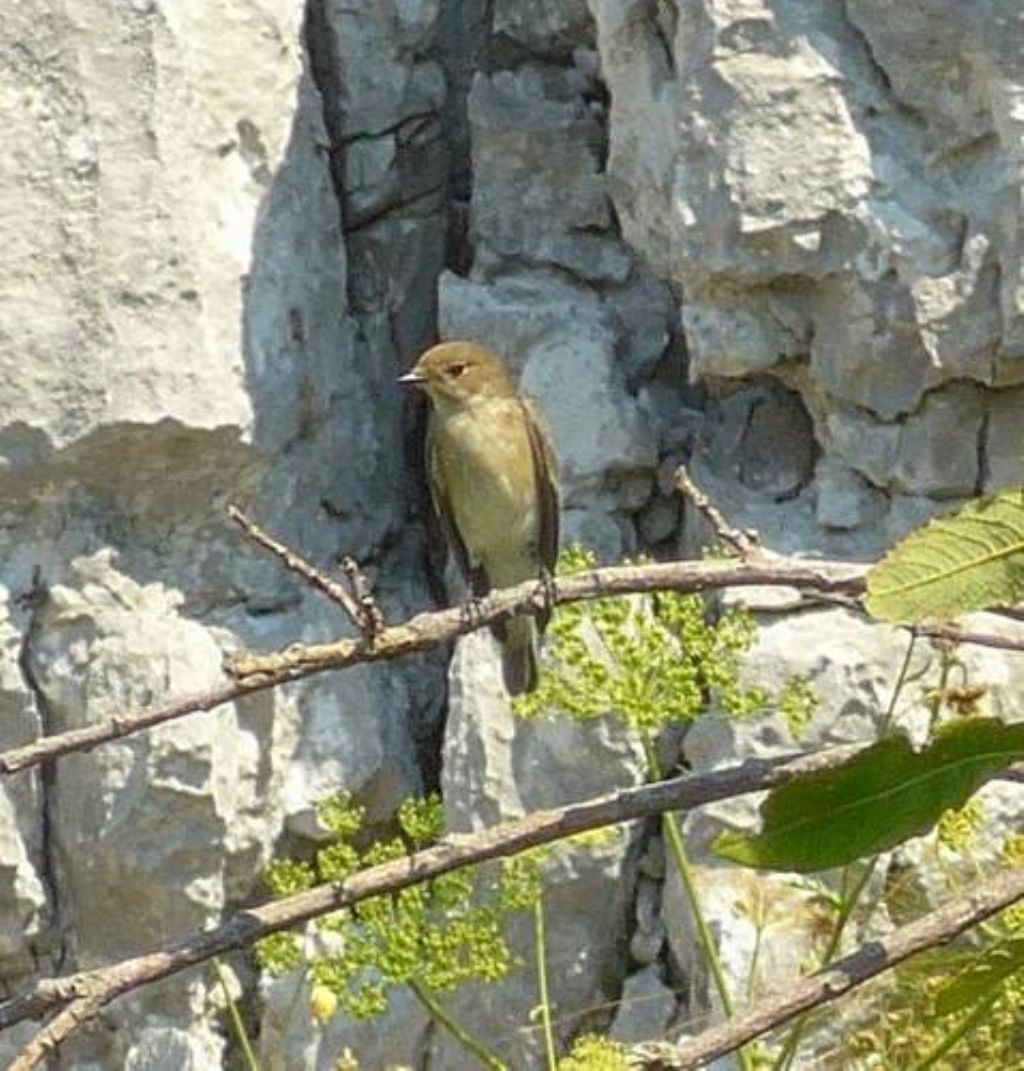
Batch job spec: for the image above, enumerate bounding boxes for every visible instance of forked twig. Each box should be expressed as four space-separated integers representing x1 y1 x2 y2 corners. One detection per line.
228 503 377 629
675 466 764 558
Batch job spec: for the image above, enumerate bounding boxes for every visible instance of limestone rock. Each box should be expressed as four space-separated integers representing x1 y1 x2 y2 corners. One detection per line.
986 387 1024 490
608 965 678 1043
432 630 645 1068
815 457 888 531
892 383 984 497
493 0 596 57
469 66 631 283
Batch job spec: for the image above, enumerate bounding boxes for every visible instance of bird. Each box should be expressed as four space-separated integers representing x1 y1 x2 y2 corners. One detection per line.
399 341 560 694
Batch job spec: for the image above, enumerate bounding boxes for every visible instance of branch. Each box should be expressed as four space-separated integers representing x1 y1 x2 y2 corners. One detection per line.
339 554 385 638
675 466 764 558
0 555 867 777
630 865 1024 1070
3 743 871 1059
227 505 371 633
911 623 1024 655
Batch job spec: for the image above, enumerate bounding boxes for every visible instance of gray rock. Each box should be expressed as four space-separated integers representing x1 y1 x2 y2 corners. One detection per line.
608 966 678 1043
893 383 985 496
469 66 632 282
493 0 596 56
434 632 645 1068
815 457 888 530
986 387 1024 490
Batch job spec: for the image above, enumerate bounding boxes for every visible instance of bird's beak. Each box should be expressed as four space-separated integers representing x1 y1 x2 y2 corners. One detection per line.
397 370 426 387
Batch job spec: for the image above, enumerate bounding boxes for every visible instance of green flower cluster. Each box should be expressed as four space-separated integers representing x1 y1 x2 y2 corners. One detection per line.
556 1033 629 1070
256 793 540 1020
516 546 773 731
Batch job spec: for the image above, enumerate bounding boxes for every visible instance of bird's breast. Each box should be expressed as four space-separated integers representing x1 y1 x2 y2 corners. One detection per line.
432 400 540 583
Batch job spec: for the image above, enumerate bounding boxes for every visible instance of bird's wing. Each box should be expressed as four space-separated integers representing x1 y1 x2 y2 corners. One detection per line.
426 415 486 596
521 397 560 628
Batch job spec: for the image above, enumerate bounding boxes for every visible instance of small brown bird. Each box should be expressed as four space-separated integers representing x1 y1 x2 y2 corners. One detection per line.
399 341 560 694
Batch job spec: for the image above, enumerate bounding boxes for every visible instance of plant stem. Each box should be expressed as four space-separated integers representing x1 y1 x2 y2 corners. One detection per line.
774 628 926 1068
880 631 919 734
409 979 509 1071
644 736 753 1071
534 892 559 1071
772 854 880 1071
908 988 1002 1071
213 957 260 1071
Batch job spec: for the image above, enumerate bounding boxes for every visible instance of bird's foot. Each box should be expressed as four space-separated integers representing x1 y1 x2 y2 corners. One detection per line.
535 567 558 620
459 594 486 631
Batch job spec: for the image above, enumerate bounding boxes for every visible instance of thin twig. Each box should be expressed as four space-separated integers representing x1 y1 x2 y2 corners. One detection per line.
675 466 763 558
2 744 872 1053
629 866 1024 1070
227 505 364 625
0 556 868 777
340 554 385 638
912 623 1024 655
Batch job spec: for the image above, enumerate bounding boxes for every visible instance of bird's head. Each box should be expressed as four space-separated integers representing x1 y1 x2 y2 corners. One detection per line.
398 341 516 410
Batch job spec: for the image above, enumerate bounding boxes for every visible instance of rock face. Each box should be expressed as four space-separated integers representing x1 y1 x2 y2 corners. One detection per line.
1 0 1023 1068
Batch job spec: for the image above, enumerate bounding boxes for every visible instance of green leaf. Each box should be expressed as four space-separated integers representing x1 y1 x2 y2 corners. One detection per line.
866 489 1024 623
934 939 1024 1017
714 719 1024 872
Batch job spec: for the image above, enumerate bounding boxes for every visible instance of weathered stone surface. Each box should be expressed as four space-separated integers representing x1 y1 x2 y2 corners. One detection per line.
0 592 46 968
430 630 644 1067
815 457 888 531
1 0 440 1064
608 965 678 1043
892 383 985 497
23 552 270 1063
986 386 1024 490
469 65 631 283
493 0 595 57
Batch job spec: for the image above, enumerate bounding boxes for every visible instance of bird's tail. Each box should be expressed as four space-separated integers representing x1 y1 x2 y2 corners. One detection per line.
501 615 539 696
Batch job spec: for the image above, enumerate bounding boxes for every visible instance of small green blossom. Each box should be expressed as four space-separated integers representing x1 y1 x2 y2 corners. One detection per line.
937 799 984 853
557 1034 629 1070
264 858 315 898
777 676 819 740
318 793 365 839
254 931 303 974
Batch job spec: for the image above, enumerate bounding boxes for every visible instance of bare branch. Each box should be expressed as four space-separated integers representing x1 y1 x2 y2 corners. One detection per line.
675 466 763 558
227 557 867 685
4 537 1023 781
339 554 385 638
0 680 260 776
3 743 872 1058
227 505 365 626
630 865 1024 1070
911 623 1024 655
0 555 868 777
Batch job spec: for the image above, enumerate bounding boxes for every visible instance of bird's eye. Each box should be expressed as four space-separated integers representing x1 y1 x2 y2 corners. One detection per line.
447 363 468 378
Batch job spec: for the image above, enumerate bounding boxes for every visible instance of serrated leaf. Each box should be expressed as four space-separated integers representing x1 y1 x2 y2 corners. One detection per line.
713 719 1024 872
934 939 1024 1017
866 489 1024 623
